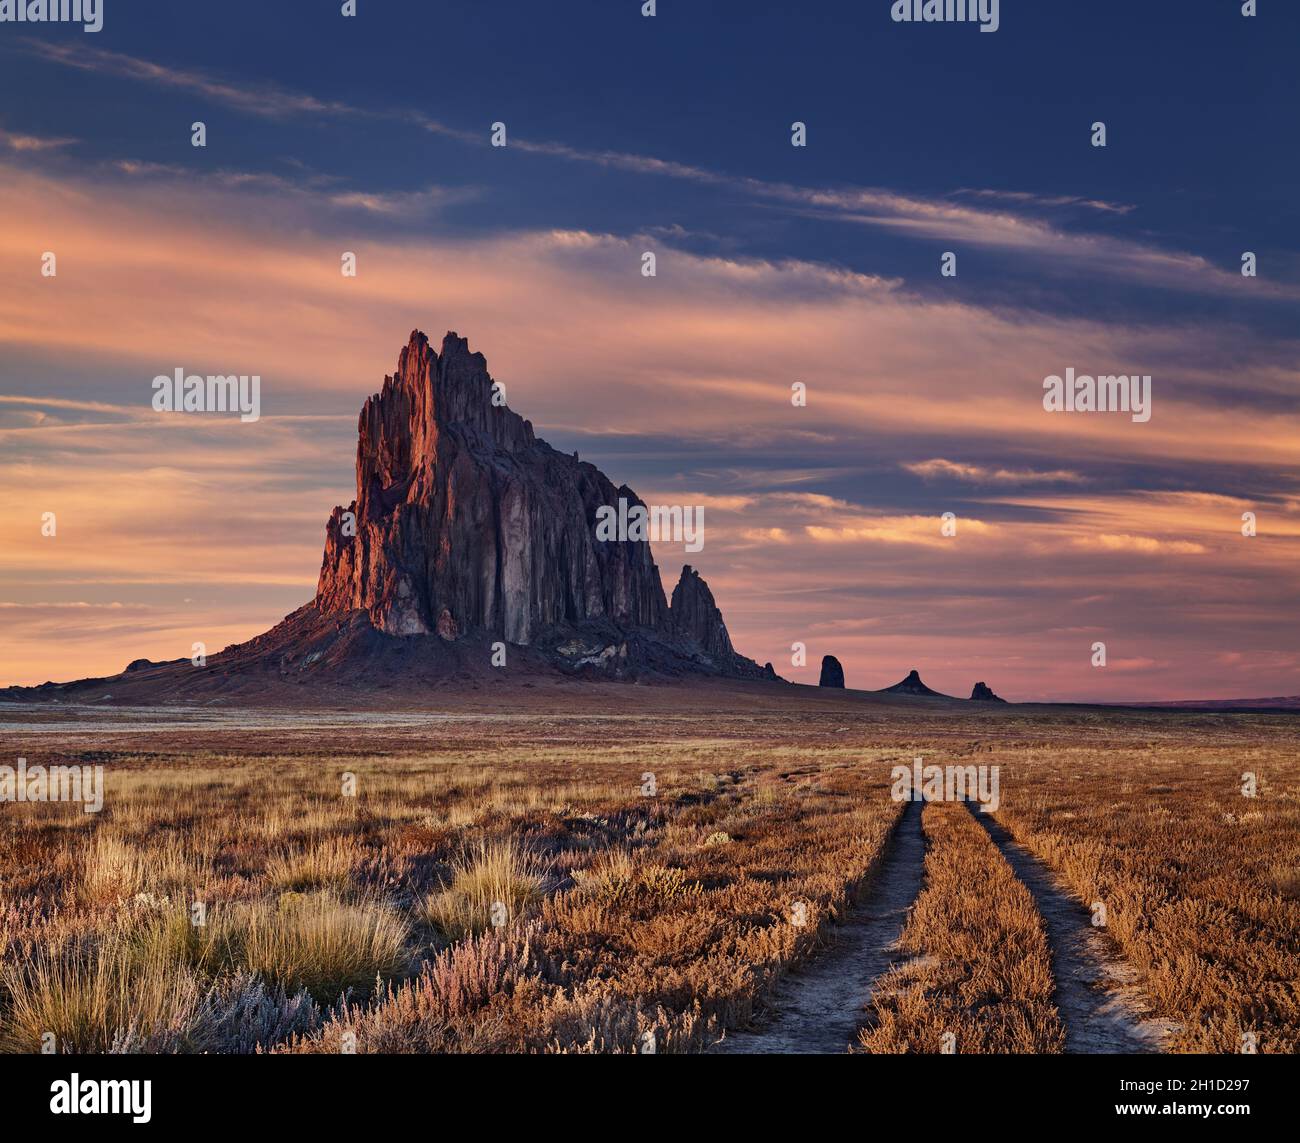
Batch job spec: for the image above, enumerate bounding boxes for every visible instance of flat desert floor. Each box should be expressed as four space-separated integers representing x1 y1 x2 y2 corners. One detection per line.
1 682 1297 1054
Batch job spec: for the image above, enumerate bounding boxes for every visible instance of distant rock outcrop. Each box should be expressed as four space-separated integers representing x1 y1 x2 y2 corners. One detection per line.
309 331 778 680
883 669 948 697
969 681 1006 702
819 655 845 688
2 328 783 703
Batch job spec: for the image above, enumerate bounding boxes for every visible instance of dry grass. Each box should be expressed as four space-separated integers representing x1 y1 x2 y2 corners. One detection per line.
231 893 410 1002
130 892 410 1003
265 839 357 893
1 933 206 1053
988 742 1300 1052
1 704 1297 1053
0 721 904 1052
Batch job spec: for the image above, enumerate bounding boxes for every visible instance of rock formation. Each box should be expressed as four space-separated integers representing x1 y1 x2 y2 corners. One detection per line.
316 331 670 643
969 681 1006 702
669 565 734 660
883 669 948 697
311 329 772 679
819 655 845 688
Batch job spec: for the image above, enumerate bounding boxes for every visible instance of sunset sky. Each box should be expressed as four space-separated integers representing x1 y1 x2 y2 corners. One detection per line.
2 2 1298 700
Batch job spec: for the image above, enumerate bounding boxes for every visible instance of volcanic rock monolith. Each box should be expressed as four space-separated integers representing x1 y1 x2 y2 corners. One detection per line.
969 681 1006 702
819 655 845 688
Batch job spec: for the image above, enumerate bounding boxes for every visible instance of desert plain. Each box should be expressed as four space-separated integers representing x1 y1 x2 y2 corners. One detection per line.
1 680 1296 1055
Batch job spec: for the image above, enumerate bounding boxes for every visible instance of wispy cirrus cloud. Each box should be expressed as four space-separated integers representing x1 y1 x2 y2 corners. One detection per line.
0 600 148 610
1074 533 1208 555
805 514 998 547
0 394 145 417
107 156 472 218
903 458 1089 486
327 187 468 216
0 125 77 152
21 40 361 120
951 187 1136 215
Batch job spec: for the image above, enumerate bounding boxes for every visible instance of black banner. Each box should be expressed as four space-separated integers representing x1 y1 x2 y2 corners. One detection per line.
3 1052 1287 1129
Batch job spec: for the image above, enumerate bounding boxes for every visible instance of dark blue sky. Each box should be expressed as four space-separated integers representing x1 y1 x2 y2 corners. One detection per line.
5 0 1298 329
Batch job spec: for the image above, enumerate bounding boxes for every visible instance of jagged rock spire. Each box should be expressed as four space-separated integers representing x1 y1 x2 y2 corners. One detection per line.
970 681 1006 702
316 330 668 642
669 565 735 661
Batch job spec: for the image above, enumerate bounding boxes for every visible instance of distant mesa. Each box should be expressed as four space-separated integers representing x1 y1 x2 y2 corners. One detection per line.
969 681 1006 703
882 669 948 698
819 655 845 688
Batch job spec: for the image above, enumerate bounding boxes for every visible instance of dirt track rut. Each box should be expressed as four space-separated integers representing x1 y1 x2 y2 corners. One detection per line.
968 805 1172 1053
716 792 1171 1054
715 797 925 1054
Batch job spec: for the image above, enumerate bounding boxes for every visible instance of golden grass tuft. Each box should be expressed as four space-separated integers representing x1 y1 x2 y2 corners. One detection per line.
1 936 205 1053
126 891 410 1005
79 833 148 904
421 839 544 942
265 838 358 892
235 892 411 1003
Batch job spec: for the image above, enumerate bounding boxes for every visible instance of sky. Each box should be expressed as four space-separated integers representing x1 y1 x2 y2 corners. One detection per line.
1 0 1298 700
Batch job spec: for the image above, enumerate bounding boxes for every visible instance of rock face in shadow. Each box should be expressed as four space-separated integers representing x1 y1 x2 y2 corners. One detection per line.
819 655 845 688
670 565 734 660
882 669 948 697
970 681 1006 702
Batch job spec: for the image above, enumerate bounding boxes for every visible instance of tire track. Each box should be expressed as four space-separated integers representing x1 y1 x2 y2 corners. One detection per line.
715 797 925 1054
966 804 1173 1053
